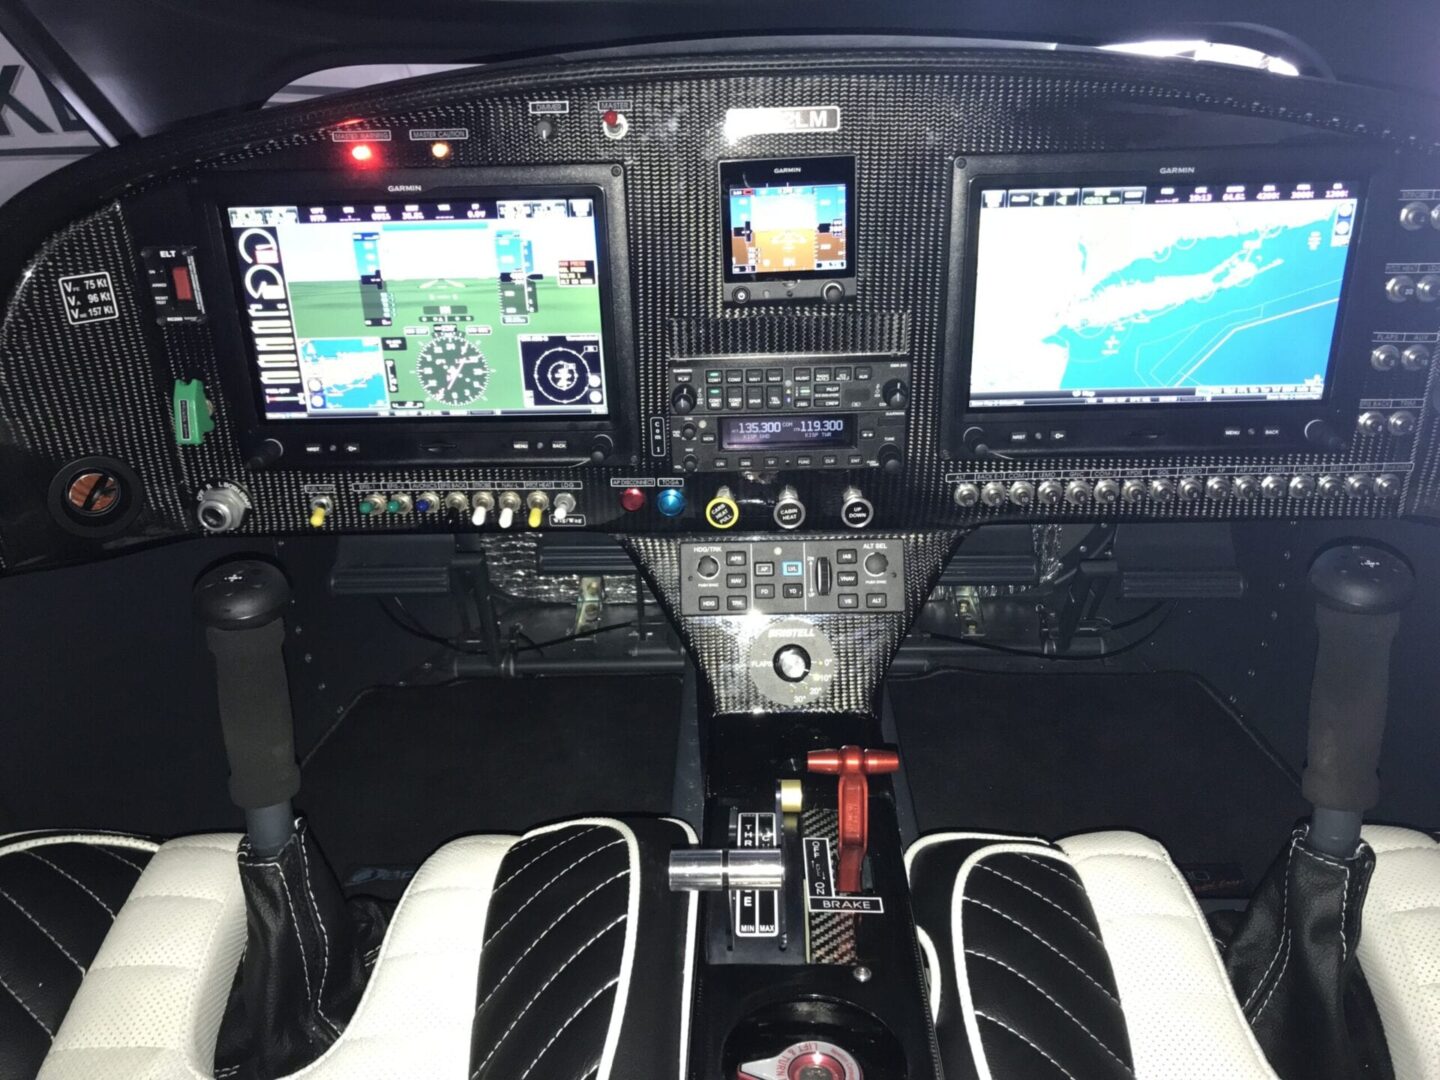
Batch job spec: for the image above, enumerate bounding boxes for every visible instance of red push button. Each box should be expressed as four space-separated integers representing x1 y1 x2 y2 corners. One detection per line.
619 487 646 512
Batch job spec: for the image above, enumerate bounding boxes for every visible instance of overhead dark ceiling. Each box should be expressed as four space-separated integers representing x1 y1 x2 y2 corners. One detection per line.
3 0 1438 141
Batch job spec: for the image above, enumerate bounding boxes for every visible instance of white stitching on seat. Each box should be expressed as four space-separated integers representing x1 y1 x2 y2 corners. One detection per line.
471 915 625 1078
0 884 86 973
94 846 146 872
0 969 54 1039
483 839 625 944
1019 854 1085 891
974 864 1103 946
962 895 1119 1003
488 827 601 897
474 869 629 1015
297 832 338 1037
966 949 1133 1072
975 1011 1079 1080
517 977 619 1080
22 851 116 918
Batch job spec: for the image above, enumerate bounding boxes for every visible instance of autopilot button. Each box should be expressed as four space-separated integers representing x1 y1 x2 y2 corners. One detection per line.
698 595 720 612
838 593 859 609
726 550 747 566
754 562 775 577
781 560 803 577
727 595 748 612
836 548 858 564
782 583 803 599
754 583 776 600
865 593 888 609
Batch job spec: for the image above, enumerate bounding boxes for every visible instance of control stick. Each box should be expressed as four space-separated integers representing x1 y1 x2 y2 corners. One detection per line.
194 559 301 856
1303 543 1416 857
808 746 900 894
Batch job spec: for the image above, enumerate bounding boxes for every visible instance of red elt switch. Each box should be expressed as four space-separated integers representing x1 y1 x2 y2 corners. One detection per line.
619 487 646 512
170 265 194 303
807 747 900 894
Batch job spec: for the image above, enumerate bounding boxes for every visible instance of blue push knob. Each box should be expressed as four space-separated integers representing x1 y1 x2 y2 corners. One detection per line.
657 487 686 518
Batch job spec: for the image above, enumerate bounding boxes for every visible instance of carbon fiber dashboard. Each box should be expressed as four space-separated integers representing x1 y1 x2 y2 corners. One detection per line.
3 45 1440 579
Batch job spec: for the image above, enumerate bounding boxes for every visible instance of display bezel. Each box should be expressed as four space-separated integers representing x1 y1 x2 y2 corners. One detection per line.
719 155 856 285
196 164 637 467
719 413 857 451
940 147 1386 456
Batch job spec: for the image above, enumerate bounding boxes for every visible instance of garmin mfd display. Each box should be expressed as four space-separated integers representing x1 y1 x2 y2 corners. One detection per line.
228 197 609 421
968 177 1360 409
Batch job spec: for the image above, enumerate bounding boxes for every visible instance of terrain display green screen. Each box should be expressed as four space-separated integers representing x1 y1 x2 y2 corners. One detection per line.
228 196 609 420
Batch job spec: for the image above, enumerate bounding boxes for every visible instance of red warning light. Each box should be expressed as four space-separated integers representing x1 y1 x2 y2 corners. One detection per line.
350 143 374 163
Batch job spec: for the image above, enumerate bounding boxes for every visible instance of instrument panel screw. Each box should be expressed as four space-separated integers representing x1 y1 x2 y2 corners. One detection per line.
852 965 873 983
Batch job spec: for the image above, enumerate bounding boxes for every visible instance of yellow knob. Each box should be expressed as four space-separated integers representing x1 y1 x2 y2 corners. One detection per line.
527 505 544 529
705 490 739 530
308 505 328 528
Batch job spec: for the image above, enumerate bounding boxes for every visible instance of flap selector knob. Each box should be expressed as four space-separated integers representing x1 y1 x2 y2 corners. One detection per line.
773 644 811 683
671 384 697 415
773 485 806 530
953 482 980 508
882 379 910 409
1093 478 1120 505
705 486 739 530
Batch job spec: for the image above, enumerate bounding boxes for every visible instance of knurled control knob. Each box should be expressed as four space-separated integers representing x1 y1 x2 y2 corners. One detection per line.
1121 479 1146 504
1290 475 1317 498
1402 344 1432 371
1317 474 1344 498
1065 479 1093 506
1206 476 1233 500
1234 475 1260 500
877 444 905 475
1008 480 1036 507
1150 477 1176 502
1261 475 1287 499
1037 479 1064 506
864 551 889 575
1346 474 1376 498
1094 478 1120 505
696 554 721 579
773 485 806 530
1417 274 1440 303
840 486 874 529
881 379 910 409
1371 344 1400 371
980 481 1007 508
821 281 845 304
773 644 811 684
1400 201 1432 230
1357 411 1387 436
671 384 697 415
1179 476 1204 501
1375 473 1402 499
953 482 980 509
1388 410 1417 437
705 486 739 530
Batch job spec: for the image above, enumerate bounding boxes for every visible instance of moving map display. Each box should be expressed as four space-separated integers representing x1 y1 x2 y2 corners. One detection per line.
968 178 1360 409
228 196 610 420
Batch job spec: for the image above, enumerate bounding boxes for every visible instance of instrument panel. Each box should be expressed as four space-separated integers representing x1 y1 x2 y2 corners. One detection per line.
3 45 1440 573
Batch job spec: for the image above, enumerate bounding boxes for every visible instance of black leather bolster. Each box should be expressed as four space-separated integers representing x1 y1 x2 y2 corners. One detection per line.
909 836 1134 1080
0 836 154 1080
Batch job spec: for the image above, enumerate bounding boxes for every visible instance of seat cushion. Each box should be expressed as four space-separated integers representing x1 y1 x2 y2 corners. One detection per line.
1059 832 1277 1080
1357 825 1440 1080
0 832 158 1080
908 831 1279 1080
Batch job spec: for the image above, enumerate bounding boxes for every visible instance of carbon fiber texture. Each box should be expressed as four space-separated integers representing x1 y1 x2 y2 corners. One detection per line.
622 530 956 715
802 806 859 966
3 48 1440 571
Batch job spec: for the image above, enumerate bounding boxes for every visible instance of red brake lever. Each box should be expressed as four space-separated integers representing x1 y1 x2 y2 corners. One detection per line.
807 746 900 894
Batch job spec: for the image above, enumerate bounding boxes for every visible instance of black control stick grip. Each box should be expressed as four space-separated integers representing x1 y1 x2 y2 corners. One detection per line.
1303 544 1415 814
194 561 301 813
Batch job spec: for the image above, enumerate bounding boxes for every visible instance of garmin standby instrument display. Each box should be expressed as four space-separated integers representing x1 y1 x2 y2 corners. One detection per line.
968 177 1361 409
228 197 609 421
720 156 855 303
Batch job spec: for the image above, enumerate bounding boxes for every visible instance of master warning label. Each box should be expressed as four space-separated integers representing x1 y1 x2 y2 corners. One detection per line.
59 272 118 325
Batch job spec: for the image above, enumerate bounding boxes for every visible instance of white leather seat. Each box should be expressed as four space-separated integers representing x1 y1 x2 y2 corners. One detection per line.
1356 825 1440 1080
907 830 1279 1080
30 817 697 1080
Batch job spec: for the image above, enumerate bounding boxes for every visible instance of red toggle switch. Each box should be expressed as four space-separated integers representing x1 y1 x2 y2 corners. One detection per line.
807 746 900 894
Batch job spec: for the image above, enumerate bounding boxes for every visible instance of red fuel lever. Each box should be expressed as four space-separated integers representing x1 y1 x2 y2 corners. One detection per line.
807 746 900 894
